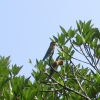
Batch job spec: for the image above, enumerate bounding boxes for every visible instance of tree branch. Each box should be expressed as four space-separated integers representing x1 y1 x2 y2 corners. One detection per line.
39 88 63 92
70 60 89 98
70 39 86 56
80 46 100 74
43 72 91 100
59 46 90 64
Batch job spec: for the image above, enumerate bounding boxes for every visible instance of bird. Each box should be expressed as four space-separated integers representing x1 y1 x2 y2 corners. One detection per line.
42 42 56 61
47 60 63 81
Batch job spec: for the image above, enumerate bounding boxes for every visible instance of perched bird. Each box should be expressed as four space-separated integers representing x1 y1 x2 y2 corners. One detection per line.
42 42 56 61
47 60 63 81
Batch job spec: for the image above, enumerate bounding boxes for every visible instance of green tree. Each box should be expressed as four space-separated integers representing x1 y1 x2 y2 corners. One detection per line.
1 20 100 100
31 20 100 100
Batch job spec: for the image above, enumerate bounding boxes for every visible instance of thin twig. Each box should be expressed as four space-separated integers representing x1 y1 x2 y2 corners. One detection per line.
80 46 100 74
84 44 96 65
72 57 90 64
64 37 71 45
95 58 99 67
70 40 85 56
59 46 90 64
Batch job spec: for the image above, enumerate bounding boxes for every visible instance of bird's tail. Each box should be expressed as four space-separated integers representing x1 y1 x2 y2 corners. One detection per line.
42 57 45 61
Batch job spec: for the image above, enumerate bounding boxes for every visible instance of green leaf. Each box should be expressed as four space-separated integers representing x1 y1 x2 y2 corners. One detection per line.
4 90 10 100
63 52 71 60
60 26 67 37
57 49 63 57
12 65 23 76
65 63 70 73
57 33 61 45
70 50 75 56
49 37 54 42
90 32 97 42
85 31 92 42
83 20 92 34
68 45 72 52
76 34 83 45
31 70 37 78
68 28 75 38
22 76 31 89
76 21 81 34
0 77 10 88
60 34 65 45
14 84 20 95
53 36 58 42
29 59 32 63
64 46 69 53
96 73 100 84
36 60 44 70
92 39 98 48
97 49 100 55
36 59 38 65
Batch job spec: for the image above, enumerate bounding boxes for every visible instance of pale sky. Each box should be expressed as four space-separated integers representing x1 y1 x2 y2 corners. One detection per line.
0 1 100 81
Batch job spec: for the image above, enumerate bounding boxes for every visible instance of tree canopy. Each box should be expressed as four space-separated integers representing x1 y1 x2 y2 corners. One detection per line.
1 20 100 100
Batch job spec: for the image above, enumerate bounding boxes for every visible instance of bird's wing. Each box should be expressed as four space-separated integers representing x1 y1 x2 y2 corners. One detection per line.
49 62 57 77
42 47 54 61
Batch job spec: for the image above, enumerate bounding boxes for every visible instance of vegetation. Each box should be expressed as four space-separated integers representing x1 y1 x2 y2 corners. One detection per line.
1 20 100 100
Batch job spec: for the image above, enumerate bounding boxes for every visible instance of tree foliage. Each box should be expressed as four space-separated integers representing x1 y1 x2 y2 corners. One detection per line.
1 20 100 100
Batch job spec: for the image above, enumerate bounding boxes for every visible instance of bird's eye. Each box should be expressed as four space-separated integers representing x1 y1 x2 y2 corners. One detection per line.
60 61 63 65
53 43 56 46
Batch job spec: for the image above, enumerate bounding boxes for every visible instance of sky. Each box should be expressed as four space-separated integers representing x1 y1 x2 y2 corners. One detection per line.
0 1 100 81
